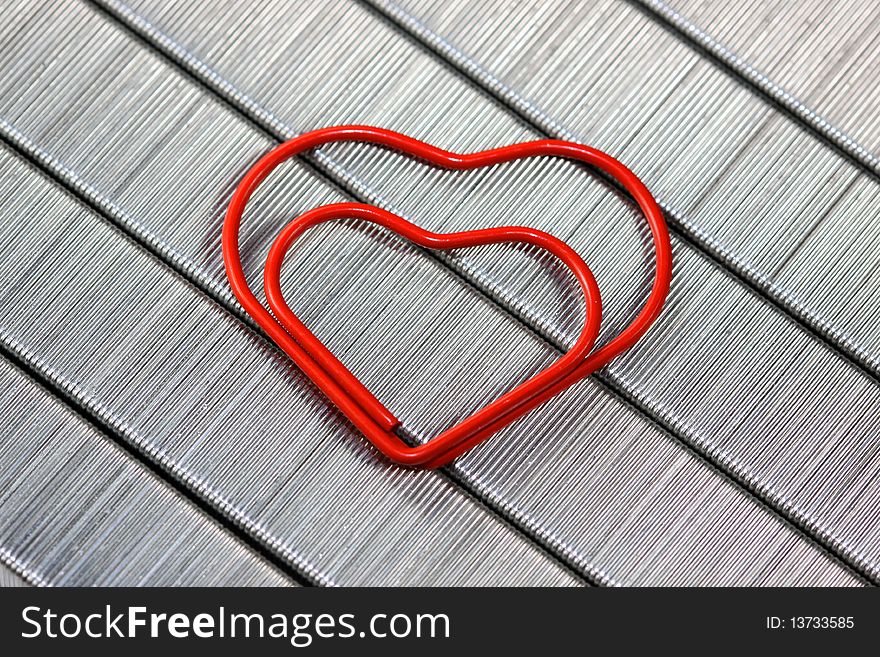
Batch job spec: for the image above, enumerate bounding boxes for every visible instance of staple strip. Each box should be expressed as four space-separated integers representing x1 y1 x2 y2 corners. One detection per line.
0 355 294 586
0 326 319 585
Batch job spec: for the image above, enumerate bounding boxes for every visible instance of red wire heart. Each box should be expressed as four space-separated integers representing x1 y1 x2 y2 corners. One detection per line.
223 126 672 468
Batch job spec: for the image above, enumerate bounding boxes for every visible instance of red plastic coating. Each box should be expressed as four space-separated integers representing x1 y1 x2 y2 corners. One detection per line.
223 125 672 468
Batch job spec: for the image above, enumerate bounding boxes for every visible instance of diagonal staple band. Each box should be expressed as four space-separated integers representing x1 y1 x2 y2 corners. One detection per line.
0 326 314 586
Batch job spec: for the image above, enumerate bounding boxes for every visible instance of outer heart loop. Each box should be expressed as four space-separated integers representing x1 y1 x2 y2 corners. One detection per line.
223 125 672 468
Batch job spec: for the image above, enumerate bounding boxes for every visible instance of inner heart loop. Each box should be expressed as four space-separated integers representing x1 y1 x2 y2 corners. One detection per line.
223 125 672 468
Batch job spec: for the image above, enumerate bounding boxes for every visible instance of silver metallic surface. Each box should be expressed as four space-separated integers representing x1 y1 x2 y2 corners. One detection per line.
0 359 291 586
658 0 880 155
0 0 875 586
107 0 876 581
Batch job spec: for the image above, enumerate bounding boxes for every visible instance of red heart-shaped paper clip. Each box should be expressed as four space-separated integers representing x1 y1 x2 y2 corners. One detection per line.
223 126 672 468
